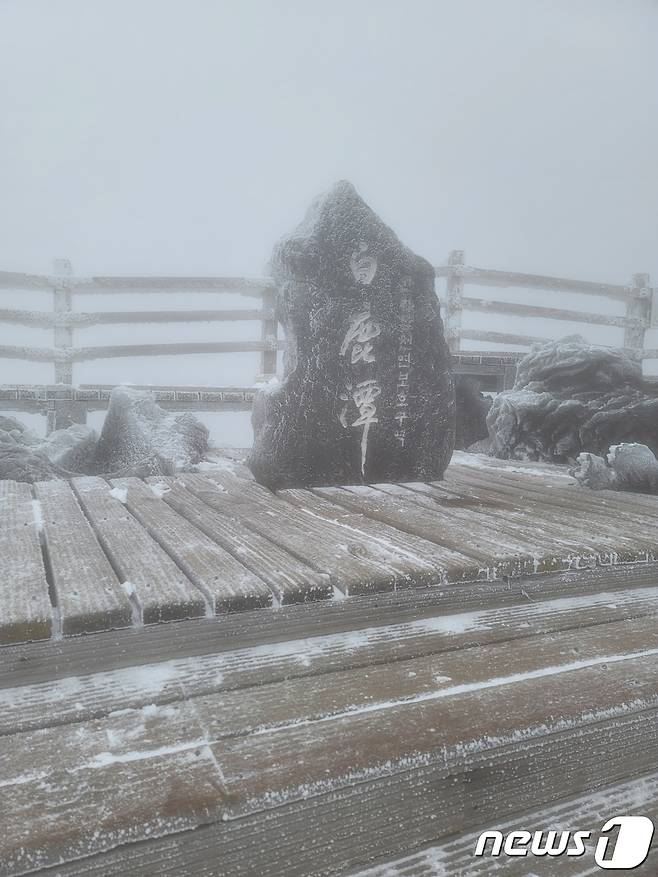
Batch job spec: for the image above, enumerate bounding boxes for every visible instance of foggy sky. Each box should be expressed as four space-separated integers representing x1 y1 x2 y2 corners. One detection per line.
1 0 657 283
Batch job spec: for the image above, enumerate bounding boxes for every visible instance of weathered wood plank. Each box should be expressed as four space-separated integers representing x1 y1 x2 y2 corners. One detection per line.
277 487 482 582
451 452 658 517
5 586 658 737
111 478 273 614
447 464 658 550
72 308 268 325
75 275 274 295
70 340 284 361
4 560 658 691
159 479 331 605
436 264 630 300
6 619 658 875
213 651 658 811
460 295 634 328
374 481 601 568
0 481 52 645
0 308 268 327
71 477 207 624
401 479 654 565
43 708 658 877
460 328 551 347
0 344 59 362
314 484 537 578
0 701 226 876
195 613 658 741
33 480 133 636
349 769 658 876
182 473 441 595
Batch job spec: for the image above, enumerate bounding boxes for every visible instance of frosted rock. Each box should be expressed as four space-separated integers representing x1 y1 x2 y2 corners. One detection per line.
488 336 658 463
572 442 658 494
94 386 209 476
0 447 67 483
40 424 98 472
249 180 455 489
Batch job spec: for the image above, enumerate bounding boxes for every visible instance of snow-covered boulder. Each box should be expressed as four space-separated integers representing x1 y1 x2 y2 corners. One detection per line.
487 336 658 463
39 424 98 472
93 386 209 476
571 442 658 494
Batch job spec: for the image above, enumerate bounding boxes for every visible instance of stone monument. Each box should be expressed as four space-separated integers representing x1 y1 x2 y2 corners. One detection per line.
249 181 455 490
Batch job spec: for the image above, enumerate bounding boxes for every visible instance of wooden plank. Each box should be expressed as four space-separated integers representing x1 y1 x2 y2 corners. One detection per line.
182 473 443 595
460 328 551 347
0 309 267 327
0 345 59 362
277 487 482 582
447 459 658 525
314 484 539 578
159 479 331 605
460 295 634 327
5 585 658 737
53 285 73 384
0 481 52 644
444 249 464 353
111 477 273 613
435 264 630 300
0 308 54 328
260 287 278 374
194 613 658 741
349 770 658 876
71 477 207 624
74 275 275 296
625 271 651 349
71 340 285 361
446 464 658 549
0 700 227 875
5 563 658 691
401 479 655 565
33 480 133 636
43 708 658 877
0 270 52 290
7 617 658 875
373 481 602 568
212 650 658 811
71 309 268 325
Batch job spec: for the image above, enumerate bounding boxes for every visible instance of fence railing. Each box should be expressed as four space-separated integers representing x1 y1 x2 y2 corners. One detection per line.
0 254 654 431
436 250 655 355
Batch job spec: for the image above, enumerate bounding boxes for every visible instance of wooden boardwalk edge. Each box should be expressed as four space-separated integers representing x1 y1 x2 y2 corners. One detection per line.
2 561 658 689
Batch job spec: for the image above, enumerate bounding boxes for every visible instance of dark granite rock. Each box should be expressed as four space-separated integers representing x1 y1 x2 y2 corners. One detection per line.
249 181 455 489
454 376 491 450
487 335 658 462
94 387 209 476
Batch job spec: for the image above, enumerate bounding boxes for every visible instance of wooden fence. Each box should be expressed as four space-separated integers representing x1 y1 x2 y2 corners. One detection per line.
0 253 654 431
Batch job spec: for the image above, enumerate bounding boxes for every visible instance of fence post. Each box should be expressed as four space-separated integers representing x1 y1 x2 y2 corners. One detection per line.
49 259 87 432
52 259 73 386
260 287 278 377
445 250 465 354
624 271 651 353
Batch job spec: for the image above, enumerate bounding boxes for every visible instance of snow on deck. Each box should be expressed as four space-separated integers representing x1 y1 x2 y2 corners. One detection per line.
1 453 658 646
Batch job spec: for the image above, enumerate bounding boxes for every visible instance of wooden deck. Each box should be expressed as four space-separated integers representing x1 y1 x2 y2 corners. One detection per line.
2 453 658 875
